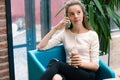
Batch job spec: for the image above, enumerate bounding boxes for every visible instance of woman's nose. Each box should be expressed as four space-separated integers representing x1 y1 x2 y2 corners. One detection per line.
74 14 78 18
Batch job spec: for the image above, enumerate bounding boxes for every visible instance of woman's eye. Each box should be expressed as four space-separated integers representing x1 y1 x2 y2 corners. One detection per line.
78 11 81 14
69 13 74 16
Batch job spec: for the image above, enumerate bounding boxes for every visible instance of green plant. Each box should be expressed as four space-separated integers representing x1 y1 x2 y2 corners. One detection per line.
55 0 120 55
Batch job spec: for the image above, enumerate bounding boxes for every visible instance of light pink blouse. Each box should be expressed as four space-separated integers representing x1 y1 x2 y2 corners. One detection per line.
40 30 100 66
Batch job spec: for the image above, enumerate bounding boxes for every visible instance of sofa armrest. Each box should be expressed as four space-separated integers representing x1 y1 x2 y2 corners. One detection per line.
96 59 116 80
27 45 66 80
28 50 46 80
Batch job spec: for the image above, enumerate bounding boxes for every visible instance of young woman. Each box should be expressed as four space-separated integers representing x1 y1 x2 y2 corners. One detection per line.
37 0 100 80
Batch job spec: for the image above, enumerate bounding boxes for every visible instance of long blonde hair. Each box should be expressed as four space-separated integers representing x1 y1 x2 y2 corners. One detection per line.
65 0 92 30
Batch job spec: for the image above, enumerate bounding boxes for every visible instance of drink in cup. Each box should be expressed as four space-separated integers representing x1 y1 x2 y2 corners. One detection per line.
71 48 79 68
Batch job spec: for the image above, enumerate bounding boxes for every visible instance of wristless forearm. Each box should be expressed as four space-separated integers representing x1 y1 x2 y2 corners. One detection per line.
37 27 57 49
79 62 99 71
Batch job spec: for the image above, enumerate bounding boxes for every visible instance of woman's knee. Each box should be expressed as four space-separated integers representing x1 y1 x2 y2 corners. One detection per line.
47 58 59 68
52 74 63 80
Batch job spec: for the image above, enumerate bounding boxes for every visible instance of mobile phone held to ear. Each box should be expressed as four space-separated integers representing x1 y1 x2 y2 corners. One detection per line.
66 20 71 28
65 13 71 28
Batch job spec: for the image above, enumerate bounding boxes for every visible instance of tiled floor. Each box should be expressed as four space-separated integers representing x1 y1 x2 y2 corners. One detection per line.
110 31 120 78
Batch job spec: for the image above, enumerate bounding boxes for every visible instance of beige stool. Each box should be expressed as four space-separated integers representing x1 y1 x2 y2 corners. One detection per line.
104 78 120 80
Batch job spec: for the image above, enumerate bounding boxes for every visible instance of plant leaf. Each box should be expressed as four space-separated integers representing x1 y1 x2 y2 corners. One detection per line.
106 6 120 29
55 4 66 17
93 0 105 17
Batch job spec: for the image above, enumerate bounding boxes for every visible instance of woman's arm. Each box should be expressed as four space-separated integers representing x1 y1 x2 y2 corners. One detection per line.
37 27 57 49
79 61 99 71
71 55 99 71
37 17 68 49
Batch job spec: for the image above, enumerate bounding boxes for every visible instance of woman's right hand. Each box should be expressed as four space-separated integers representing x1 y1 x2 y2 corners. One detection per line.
70 53 81 67
37 17 70 49
54 17 70 30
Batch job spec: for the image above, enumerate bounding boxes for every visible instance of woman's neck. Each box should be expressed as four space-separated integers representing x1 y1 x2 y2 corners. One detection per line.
71 24 88 34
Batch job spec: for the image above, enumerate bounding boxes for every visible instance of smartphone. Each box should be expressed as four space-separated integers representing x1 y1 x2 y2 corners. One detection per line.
65 13 71 28
66 20 71 28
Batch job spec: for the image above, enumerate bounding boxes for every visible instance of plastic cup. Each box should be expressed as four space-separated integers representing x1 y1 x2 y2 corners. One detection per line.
71 48 79 68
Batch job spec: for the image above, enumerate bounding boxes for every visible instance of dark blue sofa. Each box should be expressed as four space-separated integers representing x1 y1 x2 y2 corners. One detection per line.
27 45 115 80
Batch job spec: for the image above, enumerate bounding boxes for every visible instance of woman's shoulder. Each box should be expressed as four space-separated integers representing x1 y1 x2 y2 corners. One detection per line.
88 30 98 37
89 30 98 35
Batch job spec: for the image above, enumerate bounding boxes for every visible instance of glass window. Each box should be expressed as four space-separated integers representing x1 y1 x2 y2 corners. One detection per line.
35 0 41 42
51 0 69 27
10 0 41 79
111 8 120 32
11 0 28 79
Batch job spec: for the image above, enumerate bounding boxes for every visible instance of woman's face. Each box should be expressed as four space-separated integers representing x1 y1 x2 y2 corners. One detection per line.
67 4 84 25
